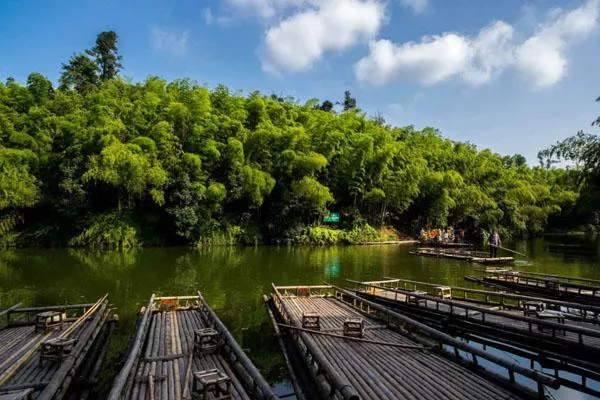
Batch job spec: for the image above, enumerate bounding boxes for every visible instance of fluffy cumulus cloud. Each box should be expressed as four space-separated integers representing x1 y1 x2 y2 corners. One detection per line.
355 0 599 88
151 27 189 56
400 0 427 13
516 0 599 87
261 0 386 73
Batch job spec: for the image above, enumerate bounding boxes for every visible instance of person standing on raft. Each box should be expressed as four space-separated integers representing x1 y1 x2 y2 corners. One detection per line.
489 230 501 258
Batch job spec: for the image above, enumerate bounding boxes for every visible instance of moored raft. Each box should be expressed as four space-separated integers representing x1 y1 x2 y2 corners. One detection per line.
411 247 514 264
268 284 559 400
348 279 600 376
109 293 278 400
466 269 600 305
418 240 473 248
0 296 112 400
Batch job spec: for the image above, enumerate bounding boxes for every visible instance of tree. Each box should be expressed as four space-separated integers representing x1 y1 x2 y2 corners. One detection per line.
87 31 122 81
59 53 100 93
343 90 357 111
26 73 53 104
320 100 334 112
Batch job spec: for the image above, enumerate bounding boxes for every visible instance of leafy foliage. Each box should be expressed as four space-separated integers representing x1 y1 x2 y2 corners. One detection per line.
0 31 580 246
538 97 600 232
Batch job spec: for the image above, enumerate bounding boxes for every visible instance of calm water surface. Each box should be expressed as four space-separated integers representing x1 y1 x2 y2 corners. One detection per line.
1 236 599 399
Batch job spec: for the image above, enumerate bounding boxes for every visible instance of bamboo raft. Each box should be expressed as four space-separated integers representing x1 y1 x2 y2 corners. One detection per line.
410 247 514 264
108 293 278 400
348 279 600 370
418 240 473 248
269 284 559 400
380 276 600 323
0 296 111 400
465 270 600 305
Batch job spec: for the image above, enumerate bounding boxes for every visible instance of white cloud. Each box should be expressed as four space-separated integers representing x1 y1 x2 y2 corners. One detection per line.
400 0 427 13
355 21 513 86
151 27 189 56
204 7 234 27
204 8 214 25
516 0 599 88
261 0 386 73
224 0 318 19
355 0 599 88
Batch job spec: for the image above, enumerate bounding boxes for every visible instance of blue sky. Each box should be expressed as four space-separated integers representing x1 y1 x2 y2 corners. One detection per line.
1 0 599 164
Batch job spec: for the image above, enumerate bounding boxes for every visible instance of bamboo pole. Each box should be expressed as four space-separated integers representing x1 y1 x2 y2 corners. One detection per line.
59 294 108 339
181 352 194 400
148 361 156 400
108 294 156 400
172 311 182 400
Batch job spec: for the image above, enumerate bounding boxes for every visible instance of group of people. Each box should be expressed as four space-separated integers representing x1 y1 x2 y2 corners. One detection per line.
419 227 502 258
419 227 465 243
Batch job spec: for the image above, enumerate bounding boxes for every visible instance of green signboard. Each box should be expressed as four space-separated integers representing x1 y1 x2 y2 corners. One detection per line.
323 212 340 223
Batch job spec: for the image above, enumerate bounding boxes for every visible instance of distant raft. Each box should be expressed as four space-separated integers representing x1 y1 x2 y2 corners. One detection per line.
267 284 558 400
411 247 515 264
108 293 278 400
0 295 113 400
418 240 473 248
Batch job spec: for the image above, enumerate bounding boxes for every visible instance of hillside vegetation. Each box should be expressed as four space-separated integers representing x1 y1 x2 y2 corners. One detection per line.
0 32 581 247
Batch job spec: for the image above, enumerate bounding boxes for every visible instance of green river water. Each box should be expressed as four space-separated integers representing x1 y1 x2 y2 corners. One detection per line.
1 236 599 399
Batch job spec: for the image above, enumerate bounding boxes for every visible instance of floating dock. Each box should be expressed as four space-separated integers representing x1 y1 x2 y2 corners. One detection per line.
410 247 514 264
0 296 112 400
348 278 600 390
465 270 600 305
108 293 277 400
268 284 558 400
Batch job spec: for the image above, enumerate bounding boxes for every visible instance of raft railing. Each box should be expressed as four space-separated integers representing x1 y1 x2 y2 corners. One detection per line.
378 277 600 321
503 271 600 286
479 270 600 295
272 284 559 399
347 280 600 346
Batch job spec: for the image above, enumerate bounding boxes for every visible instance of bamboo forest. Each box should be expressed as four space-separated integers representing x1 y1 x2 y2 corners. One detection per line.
0 31 598 249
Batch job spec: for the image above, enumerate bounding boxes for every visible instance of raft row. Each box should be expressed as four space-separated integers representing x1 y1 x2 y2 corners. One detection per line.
269 284 558 400
349 279 600 368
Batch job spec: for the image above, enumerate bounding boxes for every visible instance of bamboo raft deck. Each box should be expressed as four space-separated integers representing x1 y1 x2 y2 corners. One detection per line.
418 240 473 248
348 279 600 367
0 296 111 400
270 284 559 400
465 270 600 305
109 293 277 400
411 247 514 264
